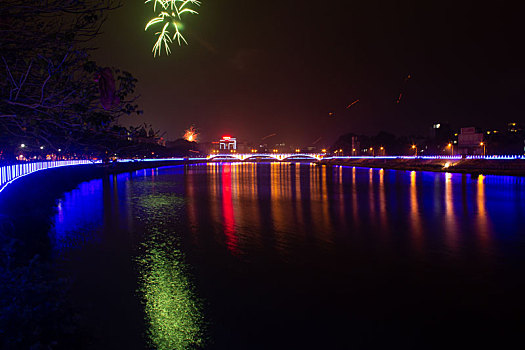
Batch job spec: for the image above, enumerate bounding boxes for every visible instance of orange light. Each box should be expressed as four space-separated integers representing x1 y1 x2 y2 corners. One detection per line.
380 147 384 150
480 142 484 146
448 143 452 147
412 145 416 149
322 149 327 153
222 136 231 140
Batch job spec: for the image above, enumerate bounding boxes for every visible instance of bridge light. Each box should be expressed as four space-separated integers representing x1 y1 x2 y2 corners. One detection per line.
295 149 300 152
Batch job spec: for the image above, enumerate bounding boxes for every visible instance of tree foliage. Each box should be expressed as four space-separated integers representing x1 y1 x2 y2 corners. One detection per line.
0 0 142 157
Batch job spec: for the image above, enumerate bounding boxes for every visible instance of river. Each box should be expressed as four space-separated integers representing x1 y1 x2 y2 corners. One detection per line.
48 162 525 349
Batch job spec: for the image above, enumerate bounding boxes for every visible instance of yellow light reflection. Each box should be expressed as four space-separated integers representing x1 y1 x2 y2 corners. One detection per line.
410 171 423 252
444 172 459 252
476 175 492 250
379 169 387 232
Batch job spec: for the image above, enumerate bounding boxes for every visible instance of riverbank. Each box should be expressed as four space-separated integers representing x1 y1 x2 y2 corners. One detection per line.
320 157 525 176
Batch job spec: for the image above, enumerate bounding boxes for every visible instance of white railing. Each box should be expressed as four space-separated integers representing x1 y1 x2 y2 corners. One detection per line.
0 160 95 193
0 158 207 193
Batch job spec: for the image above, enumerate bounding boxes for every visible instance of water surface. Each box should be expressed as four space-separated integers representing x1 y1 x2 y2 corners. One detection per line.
50 163 525 348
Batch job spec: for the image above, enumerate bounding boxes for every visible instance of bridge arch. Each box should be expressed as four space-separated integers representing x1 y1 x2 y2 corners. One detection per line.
242 155 280 161
281 154 320 161
207 155 242 161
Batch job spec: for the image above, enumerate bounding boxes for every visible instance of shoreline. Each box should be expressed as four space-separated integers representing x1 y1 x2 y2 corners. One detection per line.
319 157 525 176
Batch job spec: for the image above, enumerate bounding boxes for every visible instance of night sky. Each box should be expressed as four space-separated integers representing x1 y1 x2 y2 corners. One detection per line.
94 1 524 146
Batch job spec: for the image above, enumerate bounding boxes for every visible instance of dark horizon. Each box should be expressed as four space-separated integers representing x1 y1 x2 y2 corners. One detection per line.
93 1 524 146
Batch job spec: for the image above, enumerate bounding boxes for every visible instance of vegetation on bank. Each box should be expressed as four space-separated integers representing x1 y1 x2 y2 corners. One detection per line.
0 1 152 162
321 157 525 176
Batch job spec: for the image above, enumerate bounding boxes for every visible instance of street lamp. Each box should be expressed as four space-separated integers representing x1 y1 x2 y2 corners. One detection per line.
412 145 417 157
352 148 356 155
321 149 327 153
20 143 26 148
380 146 384 156
480 142 486 157
370 147 374 156
447 143 453 156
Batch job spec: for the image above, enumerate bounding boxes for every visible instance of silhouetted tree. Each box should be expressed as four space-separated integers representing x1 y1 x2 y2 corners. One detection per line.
0 1 141 157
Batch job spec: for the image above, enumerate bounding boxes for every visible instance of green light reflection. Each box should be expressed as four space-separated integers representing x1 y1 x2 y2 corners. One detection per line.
134 193 205 349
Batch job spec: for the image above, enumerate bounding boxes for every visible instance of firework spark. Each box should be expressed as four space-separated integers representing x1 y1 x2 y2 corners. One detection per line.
261 133 277 140
346 99 360 109
183 126 198 142
145 0 201 57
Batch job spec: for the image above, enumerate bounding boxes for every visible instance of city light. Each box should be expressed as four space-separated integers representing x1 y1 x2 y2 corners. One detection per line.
20 144 25 148
412 145 417 157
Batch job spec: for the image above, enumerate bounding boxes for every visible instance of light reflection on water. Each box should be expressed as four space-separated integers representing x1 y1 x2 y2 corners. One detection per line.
132 185 205 350
49 163 525 348
183 163 520 260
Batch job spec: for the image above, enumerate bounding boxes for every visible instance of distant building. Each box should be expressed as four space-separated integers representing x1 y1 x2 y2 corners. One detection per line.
219 136 237 151
458 127 483 155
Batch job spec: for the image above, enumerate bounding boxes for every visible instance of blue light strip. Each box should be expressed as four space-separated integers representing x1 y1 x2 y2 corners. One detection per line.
1 155 523 195
0 160 96 194
0 157 203 194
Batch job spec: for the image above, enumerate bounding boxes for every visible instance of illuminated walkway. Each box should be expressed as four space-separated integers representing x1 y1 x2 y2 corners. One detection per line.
1 154 523 193
0 160 94 193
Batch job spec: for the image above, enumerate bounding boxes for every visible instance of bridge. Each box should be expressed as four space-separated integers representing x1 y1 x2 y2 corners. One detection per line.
206 153 325 161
